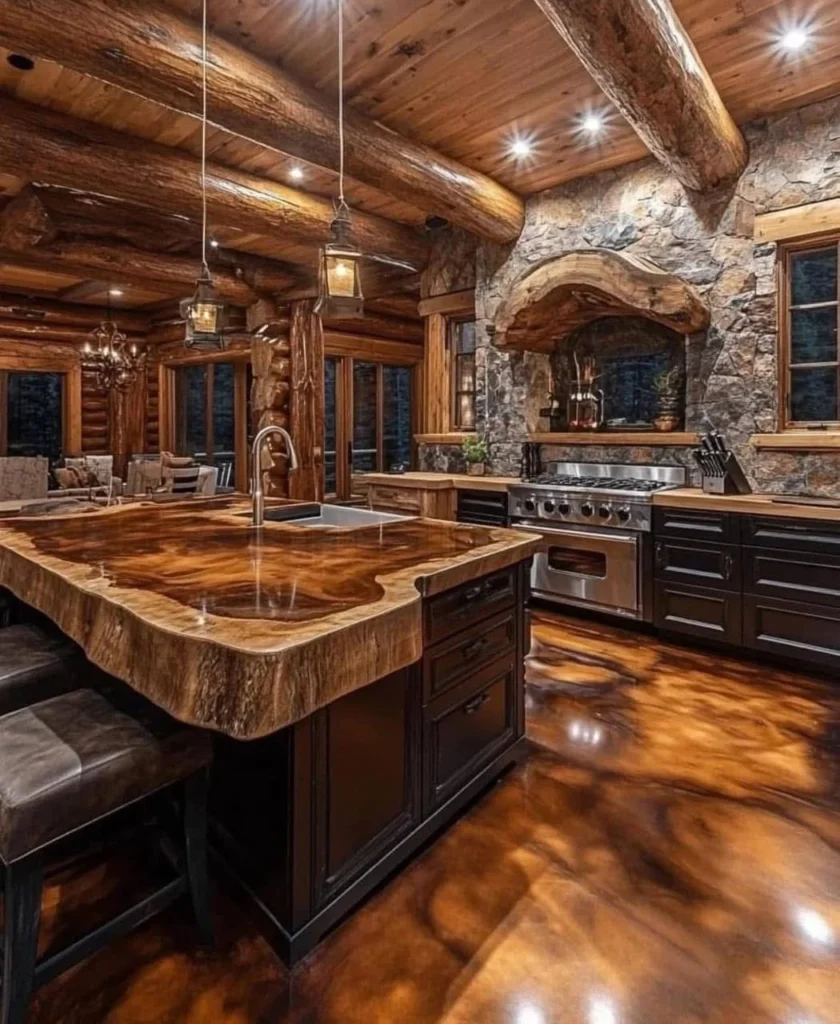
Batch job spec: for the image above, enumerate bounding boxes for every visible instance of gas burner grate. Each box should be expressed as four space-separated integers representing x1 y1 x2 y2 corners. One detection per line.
532 474 669 492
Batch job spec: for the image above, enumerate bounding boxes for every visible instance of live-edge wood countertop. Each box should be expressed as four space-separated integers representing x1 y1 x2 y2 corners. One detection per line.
0 497 536 740
355 472 521 493
653 488 840 523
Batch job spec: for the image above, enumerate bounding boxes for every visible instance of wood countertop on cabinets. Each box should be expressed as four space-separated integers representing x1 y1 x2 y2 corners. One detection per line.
0 496 536 739
653 488 840 523
355 472 521 493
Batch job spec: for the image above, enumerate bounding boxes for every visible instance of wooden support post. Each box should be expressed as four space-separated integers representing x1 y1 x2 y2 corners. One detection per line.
289 300 325 503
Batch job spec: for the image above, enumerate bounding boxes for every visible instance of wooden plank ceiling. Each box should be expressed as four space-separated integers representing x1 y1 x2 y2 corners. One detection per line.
0 0 838 308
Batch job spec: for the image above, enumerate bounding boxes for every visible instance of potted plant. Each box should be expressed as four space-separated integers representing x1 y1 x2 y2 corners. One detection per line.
653 366 683 433
462 435 489 476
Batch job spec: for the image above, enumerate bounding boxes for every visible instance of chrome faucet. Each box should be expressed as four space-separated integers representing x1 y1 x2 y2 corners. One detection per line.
251 425 299 526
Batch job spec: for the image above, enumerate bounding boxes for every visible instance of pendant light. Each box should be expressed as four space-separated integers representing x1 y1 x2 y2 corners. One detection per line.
315 0 365 319
82 290 146 395
181 0 226 348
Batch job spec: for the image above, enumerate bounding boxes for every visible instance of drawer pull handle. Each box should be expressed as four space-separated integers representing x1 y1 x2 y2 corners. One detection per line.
655 541 665 569
463 583 486 602
723 552 733 580
463 691 491 715
463 637 489 659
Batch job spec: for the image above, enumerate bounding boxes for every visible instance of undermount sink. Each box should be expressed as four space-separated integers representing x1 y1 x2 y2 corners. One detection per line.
284 505 414 529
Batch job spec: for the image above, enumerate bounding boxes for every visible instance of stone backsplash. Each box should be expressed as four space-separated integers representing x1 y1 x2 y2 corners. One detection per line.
420 95 840 496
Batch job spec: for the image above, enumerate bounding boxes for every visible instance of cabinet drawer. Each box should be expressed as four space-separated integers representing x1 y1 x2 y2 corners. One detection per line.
425 567 516 645
423 657 516 814
744 548 840 610
456 490 508 527
743 516 840 557
654 581 742 645
423 607 516 703
367 485 422 513
744 595 840 672
654 538 740 591
654 507 739 544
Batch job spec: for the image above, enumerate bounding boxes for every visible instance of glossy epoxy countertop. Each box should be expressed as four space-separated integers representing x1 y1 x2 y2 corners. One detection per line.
0 497 536 739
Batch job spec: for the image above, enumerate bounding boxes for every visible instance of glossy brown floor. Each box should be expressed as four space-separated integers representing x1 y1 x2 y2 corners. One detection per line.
22 609 840 1023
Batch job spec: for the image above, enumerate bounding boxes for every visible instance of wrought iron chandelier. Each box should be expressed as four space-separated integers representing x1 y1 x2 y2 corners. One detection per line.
82 314 146 395
181 0 226 348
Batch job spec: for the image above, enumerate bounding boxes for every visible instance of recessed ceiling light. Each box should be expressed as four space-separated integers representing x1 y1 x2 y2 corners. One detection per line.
581 113 604 135
780 25 809 51
290 166 304 181
6 54 34 71
508 137 534 160
210 239 219 248
109 288 123 297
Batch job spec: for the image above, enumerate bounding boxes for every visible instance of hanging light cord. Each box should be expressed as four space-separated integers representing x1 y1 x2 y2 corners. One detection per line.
337 0 346 210
200 0 209 273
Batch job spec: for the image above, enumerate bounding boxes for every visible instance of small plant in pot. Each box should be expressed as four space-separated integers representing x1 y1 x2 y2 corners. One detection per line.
462 435 489 476
653 366 683 433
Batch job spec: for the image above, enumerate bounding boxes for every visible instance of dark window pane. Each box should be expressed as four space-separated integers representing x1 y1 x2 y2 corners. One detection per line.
452 320 477 431
601 351 670 426
324 358 337 494
790 307 838 364
212 363 235 456
454 321 477 355
383 366 412 471
353 362 377 472
791 247 838 306
7 372 63 457
177 365 207 456
790 367 838 422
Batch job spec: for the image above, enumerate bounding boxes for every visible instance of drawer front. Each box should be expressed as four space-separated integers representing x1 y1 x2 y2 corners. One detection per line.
423 607 516 703
654 581 742 646
743 516 840 557
456 511 508 527
423 657 516 814
654 507 738 544
744 548 840 610
654 538 740 591
457 490 509 525
425 567 517 645
368 485 422 513
744 595 840 672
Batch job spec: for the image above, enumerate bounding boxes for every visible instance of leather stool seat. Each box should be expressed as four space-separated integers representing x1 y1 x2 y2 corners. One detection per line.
0 688 212 863
0 623 82 718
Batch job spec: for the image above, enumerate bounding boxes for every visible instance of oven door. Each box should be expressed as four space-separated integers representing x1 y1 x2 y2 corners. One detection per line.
512 520 641 619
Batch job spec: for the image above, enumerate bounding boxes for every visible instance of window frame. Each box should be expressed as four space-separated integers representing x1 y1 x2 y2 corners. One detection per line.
448 315 478 433
778 235 840 432
0 345 82 457
417 289 476 443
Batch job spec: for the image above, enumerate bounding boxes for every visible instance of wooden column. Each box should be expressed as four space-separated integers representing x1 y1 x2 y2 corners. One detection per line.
289 300 325 503
110 370 147 479
532 0 748 191
249 299 292 498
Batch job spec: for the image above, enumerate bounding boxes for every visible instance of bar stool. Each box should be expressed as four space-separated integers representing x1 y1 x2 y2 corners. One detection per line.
0 688 214 1024
0 623 83 718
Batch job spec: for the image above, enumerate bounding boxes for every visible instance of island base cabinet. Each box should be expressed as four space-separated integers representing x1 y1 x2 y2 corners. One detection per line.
211 560 530 964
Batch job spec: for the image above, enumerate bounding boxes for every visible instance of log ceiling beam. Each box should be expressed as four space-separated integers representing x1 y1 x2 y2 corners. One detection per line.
0 0 525 245
0 97 428 267
0 293 149 332
531 0 748 192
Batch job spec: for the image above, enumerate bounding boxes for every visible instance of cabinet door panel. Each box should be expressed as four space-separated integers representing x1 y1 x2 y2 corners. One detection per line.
744 595 840 671
654 581 742 645
425 567 516 644
654 508 738 544
654 538 740 591
743 516 840 557
745 549 840 610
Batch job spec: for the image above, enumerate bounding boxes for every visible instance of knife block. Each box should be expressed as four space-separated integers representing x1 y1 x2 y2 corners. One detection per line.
701 452 751 495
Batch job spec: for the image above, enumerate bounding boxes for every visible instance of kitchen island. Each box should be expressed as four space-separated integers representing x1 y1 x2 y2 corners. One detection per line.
0 496 536 960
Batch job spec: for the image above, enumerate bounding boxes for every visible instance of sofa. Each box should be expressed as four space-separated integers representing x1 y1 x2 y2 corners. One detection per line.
47 455 122 500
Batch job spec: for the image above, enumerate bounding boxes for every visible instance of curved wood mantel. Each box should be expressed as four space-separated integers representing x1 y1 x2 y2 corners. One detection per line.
492 249 711 353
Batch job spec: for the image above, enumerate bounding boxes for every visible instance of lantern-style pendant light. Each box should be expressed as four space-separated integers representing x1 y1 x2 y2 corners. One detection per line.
315 0 364 319
181 0 227 349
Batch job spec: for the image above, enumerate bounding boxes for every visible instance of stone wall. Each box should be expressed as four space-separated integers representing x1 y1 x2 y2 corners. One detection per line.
420 95 840 495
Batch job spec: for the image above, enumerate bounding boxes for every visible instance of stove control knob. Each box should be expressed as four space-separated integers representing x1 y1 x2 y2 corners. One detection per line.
523 498 536 513
598 504 612 520
543 500 555 514
617 505 632 522
557 501 571 515
581 502 594 518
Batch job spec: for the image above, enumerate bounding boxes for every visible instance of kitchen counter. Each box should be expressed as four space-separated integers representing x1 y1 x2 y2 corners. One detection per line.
0 495 536 740
356 471 520 493
653 487 840 523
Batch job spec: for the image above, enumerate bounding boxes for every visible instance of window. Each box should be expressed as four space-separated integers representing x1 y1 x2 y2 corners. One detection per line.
323 354 418 499
171 359 249 489
450 319 477 431
781 240 840 427
0 371 64 457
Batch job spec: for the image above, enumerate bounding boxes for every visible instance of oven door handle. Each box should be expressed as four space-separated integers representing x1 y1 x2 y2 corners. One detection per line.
511 522 638 546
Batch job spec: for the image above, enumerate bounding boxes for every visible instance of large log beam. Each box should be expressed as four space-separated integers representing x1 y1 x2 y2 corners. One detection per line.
0 97 427 267
0 293 148 332
531 0 748 191
0 0 525 244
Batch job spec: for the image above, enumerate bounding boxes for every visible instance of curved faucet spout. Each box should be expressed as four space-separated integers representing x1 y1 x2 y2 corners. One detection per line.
251 425 299 527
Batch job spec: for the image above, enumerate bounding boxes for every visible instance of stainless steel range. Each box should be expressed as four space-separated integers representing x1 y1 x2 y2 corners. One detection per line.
509 462 685 621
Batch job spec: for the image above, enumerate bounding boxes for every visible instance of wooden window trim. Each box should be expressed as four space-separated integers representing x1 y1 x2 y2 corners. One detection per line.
0 345 81 456
421 291 476 438
777 235 840 434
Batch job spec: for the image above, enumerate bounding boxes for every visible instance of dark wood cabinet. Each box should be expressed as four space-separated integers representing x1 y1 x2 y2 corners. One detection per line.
744 548 840 610
744 594 840 671
423 605 517 702
654 537 740 591
456 489 509 527
654 507 739 544
654 580 743 645
425 565 517 644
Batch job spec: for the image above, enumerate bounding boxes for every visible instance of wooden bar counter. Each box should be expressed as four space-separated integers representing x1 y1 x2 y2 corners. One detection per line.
0 496 537 961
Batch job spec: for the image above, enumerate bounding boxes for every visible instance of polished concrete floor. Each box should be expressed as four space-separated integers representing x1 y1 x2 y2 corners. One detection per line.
25 609 840 1023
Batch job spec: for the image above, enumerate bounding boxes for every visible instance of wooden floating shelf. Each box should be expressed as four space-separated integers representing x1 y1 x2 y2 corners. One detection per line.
751 432 840 451
529 432 699 446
